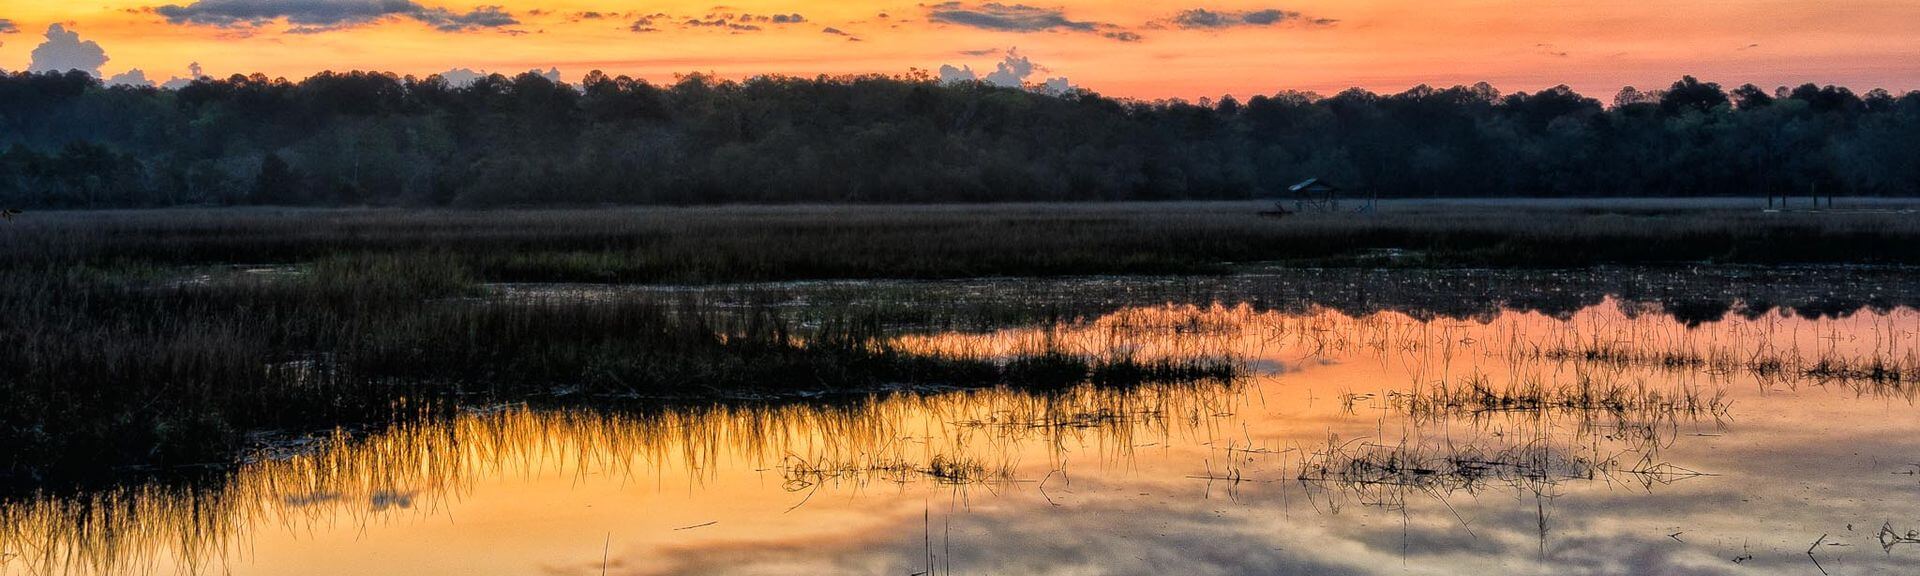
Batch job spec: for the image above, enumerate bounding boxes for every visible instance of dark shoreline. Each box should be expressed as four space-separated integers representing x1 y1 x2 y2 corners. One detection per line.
8 202 1920 282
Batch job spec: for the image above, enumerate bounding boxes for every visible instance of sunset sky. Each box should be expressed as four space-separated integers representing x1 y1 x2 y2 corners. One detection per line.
2 1 1916 99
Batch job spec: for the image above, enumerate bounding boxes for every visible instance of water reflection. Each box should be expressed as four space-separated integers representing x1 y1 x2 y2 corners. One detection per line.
6 296 1920 575
506 265 1920 327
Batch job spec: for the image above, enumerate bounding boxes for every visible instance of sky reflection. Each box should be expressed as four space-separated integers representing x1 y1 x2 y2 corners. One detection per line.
5 296 1920 575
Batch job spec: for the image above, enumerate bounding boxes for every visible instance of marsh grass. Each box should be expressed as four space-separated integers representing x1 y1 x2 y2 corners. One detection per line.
7 204 1920 285
4 203 1918 498
1386 371 1730 421
1293 435 1707 511
779 453 1011 492
0 254 1240 484
1533 329 1920 395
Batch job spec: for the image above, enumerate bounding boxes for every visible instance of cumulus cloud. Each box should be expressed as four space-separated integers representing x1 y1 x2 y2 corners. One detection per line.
28 24 110 77
430 66 559 86
1164 8 1335 29
156 62 205 89
820 27 860 41
1037 76 1074 95
151 0 521 34
435 67 485 86
939 48 1075 93
981 51 1035 86
937 64 978 84
0 19 19 34
106 69 155 87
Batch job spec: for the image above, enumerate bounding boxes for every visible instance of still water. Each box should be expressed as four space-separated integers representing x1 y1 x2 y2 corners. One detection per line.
6 270 1920 575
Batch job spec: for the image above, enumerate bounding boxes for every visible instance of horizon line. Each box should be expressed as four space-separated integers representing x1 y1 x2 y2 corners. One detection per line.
9 67 1917 104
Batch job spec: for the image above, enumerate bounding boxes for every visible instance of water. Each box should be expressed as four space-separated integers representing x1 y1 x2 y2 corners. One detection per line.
6 271 1920 575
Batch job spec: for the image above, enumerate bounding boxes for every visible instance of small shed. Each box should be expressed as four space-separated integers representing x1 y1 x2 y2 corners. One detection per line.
1257 177 1374 216
1288 178 1341 212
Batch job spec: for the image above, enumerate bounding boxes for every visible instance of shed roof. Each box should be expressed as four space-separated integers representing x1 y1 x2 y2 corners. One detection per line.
1289 178 1337 192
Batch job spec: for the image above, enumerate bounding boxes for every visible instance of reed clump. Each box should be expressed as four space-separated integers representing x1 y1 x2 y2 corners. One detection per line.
1538 337 1920 392
1388 372 1730 421
1295 436 1706 507
779 453 1008 490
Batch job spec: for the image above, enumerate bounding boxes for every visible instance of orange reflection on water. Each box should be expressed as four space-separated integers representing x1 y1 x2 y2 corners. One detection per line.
5 299 1920 575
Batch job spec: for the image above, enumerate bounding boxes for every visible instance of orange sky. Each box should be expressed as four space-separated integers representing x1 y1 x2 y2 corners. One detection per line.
2 1 1917 99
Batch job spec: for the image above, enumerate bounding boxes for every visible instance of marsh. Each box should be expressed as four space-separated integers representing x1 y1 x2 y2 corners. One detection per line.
9 4 1920 572
3 203 1920 574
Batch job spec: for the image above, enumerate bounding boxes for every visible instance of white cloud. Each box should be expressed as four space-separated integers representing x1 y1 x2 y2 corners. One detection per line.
436 67 486 87
28 24 109 77
1038 76 1075 95
937 64 978 84
159 62 206 89
106 69 155 87
939 48 1075 93
981 51 1035 87
431 67 563 87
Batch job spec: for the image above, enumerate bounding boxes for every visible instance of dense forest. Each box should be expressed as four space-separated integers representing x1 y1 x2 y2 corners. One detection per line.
1 69 1917 207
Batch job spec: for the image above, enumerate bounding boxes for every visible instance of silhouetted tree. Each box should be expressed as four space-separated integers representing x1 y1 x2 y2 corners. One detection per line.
1732 84 1774 109
1659 76 1730 116
0 69 1915 207
252 153 300 205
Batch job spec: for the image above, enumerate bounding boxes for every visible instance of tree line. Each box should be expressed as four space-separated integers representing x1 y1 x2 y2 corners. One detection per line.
1 69 1916 207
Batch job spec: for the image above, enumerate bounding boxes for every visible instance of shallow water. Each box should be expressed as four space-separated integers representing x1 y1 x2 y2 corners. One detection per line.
7 275 1920 575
